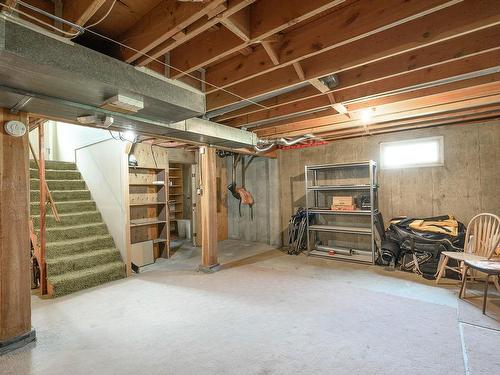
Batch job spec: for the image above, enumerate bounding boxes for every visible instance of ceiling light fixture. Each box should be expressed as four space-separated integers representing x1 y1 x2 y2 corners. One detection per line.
360 109 374 124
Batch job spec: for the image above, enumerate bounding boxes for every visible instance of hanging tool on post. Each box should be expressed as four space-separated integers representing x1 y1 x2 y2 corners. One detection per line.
227 154 254 220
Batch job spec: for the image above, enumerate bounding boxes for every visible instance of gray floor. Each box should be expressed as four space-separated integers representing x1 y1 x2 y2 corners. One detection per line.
1 240 499 375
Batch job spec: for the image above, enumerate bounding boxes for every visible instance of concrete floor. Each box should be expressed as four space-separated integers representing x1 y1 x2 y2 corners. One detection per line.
1 240 499 374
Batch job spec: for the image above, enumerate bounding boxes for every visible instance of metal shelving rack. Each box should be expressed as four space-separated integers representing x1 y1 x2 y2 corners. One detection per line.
305 161 378 264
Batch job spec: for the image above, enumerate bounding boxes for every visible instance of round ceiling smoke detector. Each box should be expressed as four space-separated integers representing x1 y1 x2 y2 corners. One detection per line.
4 120 27 137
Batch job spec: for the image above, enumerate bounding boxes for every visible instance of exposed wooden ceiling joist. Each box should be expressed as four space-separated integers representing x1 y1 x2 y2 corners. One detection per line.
62 0 107 27
319 105 500 140
119 0 227 63
257 83 500 138
133 0 256 67
163 0 347 77
219 6 250 41
207 0 500 111
219 28 500 127
205 0 458 94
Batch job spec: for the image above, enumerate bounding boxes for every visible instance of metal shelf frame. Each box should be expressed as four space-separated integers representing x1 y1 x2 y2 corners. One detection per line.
305 160 378 264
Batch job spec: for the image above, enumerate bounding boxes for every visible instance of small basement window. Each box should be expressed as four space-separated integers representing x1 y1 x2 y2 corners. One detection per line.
380 136 444 169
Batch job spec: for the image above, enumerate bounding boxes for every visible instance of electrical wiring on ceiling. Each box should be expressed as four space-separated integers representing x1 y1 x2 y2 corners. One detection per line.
86 0 118 29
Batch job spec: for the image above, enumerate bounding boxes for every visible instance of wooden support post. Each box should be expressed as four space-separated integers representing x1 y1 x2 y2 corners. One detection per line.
38 123 47 295
199 146 219 272
0 108 35 354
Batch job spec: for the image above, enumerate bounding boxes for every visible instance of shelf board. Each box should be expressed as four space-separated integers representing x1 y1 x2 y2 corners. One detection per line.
130 202 166 206
306 161 374 170
129 166 165 171
308 209 374 215
129 182 165 186
153 238 168 244
307 184 376 191
308 249 372 263
308 224 372 235
170 193 183 196
169 167 181 171
169 185 182 188
130 218 167 227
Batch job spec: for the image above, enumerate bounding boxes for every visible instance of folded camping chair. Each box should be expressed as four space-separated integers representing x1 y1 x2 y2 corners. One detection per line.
435 213 500 291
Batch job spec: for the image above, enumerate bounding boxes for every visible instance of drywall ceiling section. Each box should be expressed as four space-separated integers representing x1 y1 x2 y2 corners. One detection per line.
0 17 256 148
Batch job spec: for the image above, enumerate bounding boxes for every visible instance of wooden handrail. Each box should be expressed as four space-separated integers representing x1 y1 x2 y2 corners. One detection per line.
28 140 60 223
28 218 41 274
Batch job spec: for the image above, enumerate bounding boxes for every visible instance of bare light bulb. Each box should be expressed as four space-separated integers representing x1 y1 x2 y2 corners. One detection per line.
360 109 373 124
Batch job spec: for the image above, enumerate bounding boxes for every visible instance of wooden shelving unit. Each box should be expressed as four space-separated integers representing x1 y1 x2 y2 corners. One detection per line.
168 163 184 236
128 166 170 270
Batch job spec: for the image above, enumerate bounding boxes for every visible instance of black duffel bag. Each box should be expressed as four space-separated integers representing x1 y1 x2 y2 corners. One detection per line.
386 215 465 280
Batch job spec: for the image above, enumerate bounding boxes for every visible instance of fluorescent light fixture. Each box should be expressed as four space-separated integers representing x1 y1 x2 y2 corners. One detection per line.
380 136 444 169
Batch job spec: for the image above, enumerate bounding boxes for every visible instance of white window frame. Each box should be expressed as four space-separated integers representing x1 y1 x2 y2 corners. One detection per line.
380 136 444 170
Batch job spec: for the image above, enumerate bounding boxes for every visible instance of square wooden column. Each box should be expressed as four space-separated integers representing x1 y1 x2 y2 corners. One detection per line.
0 109 35 354
199 146 219 272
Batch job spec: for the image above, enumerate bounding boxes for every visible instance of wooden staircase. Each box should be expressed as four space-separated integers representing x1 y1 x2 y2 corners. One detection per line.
30 160 126 297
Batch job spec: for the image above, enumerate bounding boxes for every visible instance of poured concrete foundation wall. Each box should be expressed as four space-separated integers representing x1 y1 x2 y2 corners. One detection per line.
228 157 281 246
278 122 500 236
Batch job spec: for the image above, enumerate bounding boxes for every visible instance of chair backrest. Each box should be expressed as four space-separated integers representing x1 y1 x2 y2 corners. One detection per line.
463 213 500 259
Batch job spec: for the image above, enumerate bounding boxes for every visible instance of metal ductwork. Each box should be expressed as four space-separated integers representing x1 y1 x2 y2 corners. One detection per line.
0 16 258 149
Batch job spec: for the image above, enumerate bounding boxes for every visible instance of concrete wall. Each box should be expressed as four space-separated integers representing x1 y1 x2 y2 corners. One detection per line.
278 122 500 236
227 156 281 246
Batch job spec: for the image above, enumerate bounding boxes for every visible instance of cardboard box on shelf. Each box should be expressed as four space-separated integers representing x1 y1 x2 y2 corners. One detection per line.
332 196 354 206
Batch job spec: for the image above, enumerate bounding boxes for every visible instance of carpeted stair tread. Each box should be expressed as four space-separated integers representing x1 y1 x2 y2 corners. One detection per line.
31 200 96 214
31 178 86 191
48 261 126 297
32 211 102 227
30 160 77 170
40 222 108 242
30 168 82 180
30 160 127 297
46 234 115 257
31 189 91 202
46 248 122 277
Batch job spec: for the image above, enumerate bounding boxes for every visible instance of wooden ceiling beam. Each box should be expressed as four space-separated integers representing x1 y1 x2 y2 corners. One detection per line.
318 105 500 139
218 29 500 126
165 0 347 78
261 39 280 65
224 72 500 129
118 0 227 63
205 0 461 92
257 88 500 138
219 6 250 42
206 0 500 110
134 0 255 67
62 0 106 27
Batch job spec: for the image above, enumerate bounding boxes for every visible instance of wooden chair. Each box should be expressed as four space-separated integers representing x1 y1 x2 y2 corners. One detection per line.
435 213 500 290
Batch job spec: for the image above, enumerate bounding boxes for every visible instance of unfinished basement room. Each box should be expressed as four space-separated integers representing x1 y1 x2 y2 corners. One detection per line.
0 0 499 374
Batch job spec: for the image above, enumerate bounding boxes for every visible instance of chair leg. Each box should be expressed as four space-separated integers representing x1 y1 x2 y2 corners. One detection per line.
459 265 468 299
493 276 500 293
483 275 490 315
435 254 449 284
